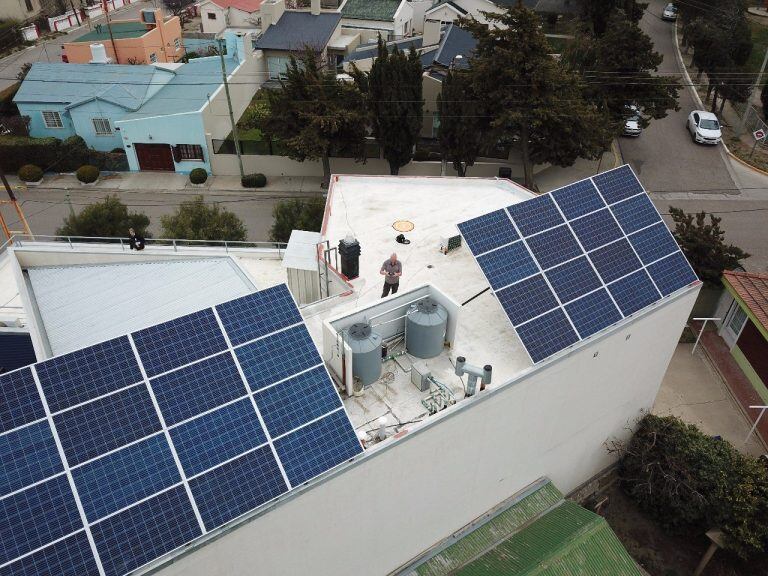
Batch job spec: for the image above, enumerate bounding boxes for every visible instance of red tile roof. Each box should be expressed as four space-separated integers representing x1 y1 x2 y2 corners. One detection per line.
723 270 768 333
209 0 263 13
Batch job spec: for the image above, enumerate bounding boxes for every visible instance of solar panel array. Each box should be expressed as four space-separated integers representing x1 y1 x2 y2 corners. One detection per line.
457 165 698 364
0 284 362 576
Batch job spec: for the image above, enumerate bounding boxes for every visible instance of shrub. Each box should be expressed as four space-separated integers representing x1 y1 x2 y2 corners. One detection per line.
412 149 429 161
57 195 150 238
89 150 128 172
76 164 100 183
160 196 246 241
110 147 126 154
189 167 208 184
270 197 324 243
619 414 768 559
60 135 89 171
0 136 59 172
17 163 42 182
241 173 267 188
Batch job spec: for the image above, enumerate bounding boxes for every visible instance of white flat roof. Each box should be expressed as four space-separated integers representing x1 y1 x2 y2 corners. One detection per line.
27 258 257 356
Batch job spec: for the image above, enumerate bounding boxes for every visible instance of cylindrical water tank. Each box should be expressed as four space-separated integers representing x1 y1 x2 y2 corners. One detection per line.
406 298 448 359
344 322 382 386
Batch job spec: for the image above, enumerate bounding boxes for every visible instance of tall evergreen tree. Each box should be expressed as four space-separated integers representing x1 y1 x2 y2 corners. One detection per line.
437 69 485 176
460 6 612 189
353 40 424 175
257 50 367 187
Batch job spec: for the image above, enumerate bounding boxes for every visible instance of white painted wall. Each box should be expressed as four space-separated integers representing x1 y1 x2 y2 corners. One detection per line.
409 0 432 33
145 285 698 576
424 0 501 27
200 1 227 33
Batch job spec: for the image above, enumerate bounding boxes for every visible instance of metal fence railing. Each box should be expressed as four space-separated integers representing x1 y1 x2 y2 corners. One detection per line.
735 104 768 150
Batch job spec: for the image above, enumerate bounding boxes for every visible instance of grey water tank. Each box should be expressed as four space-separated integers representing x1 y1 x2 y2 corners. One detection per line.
345 322 382 386
406 298 448 359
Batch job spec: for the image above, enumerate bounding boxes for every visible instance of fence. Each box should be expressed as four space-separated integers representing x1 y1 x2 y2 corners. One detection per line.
735 104 768 150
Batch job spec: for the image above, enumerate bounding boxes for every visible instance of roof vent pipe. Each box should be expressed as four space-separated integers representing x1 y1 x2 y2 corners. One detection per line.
454 356 492 397
89 43 111 64
311 0 320 16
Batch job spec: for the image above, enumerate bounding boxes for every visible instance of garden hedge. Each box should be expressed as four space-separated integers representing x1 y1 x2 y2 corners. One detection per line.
0 135 129 172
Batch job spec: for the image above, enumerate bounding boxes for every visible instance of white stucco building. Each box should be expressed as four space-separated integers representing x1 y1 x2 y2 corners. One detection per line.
198 0 263 33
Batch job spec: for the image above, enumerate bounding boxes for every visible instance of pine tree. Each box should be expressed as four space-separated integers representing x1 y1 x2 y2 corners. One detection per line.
258 50 367 187
354 40 424 175
437 70 485 176
461 6 612 189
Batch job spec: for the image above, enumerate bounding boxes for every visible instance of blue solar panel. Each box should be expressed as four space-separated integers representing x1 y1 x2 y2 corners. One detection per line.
255 366 342 438
0 475 82 565
593 165 643 205
456 209 519 255
54 384 161 466
190 445 288 530
216 285 302 346
569 208 623 252
476 241 538 290
91 485 202 576
507 194 564 237
628 222 679 265
1 532 99 576
544 257 602 304
36 337 142 413
496 275 559 326
275 409 361 486
588 239 642 284
610 194 661 235
170 398 266 477
565 289 623 338
133 309 228 378
73 434 180 522
151 352 244 426
0 368 44 435
526 225 582 270
236 325 322 393
608 270 660 316
551 179 605 220
0 421 63 496
647 252 698 296
515 309 579 363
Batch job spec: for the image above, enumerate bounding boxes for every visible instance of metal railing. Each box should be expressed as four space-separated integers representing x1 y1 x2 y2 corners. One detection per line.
0 234 287 257
735 104 768 150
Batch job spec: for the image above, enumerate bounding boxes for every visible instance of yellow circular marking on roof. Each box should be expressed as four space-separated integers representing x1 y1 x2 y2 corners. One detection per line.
393 220 414 232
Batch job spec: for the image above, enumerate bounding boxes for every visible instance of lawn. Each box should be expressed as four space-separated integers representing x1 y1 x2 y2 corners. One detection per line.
746 19 768 78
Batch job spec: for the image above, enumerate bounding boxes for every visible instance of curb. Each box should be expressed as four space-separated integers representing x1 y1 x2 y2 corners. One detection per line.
726 149 768 177
10 183 323 198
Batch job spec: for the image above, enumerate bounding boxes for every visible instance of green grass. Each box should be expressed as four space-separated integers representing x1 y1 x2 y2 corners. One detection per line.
745 20 768 78
235 127 263 141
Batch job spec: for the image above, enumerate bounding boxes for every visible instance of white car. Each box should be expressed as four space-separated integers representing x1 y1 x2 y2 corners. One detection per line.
623 106 642 137
687 110 721 145
662 3 677 20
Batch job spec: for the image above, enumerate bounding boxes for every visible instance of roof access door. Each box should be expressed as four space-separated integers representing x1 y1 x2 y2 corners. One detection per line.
135 143 175 171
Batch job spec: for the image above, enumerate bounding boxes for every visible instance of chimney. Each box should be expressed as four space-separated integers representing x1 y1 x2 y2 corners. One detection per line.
423 19 440 47
311 0 320 16
89 43 112 64
272 0 285 23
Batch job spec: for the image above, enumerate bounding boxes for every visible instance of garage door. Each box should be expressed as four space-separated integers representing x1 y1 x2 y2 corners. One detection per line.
135 143 175 171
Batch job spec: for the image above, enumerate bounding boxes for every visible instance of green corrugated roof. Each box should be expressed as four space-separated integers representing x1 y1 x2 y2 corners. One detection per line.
411 479 643 576
75 21 149 42
341 0 401 21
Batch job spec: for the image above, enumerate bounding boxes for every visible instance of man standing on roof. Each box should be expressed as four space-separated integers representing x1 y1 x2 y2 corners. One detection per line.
380 253 402 297
128 228 145 251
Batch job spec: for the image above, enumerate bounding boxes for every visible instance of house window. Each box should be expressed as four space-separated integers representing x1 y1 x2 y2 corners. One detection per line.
174 38 181 51
267 56 290 80
173 144 204 161
207 12 216 19
42 111 63 129
92 118 112 135
25 0 33 11
149 52 157 63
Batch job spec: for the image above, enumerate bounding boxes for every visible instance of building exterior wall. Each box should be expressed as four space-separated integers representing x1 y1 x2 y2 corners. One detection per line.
393 0 414 36
422 72 441 137
733 319 768 402
147 286 698 576
68 99 127 151
0 0 42 22
409 0 431 33
425 4 462 25
17 102 76 140
63 16 183 64
200 2 227 33
341 19 395 43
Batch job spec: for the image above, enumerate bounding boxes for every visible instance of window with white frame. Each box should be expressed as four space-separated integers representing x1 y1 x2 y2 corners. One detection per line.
92 118 112 135
174 37 181 51
42 110 63 129
149 52 157 63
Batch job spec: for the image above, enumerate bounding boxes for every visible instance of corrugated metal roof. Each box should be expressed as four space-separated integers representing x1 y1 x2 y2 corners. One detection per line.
282 230 321 271
27 258 255 356
410 479 643 576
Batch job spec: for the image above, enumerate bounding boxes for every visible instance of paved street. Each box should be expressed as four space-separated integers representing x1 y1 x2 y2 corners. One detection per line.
621 0 768 273
0 0 157 92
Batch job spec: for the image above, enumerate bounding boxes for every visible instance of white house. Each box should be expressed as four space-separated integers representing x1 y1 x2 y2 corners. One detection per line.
198 0 263 33
340 0 414 42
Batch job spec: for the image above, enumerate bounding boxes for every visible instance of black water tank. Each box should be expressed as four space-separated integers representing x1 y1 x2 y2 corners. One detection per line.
498 167 512 179
338 237 361 280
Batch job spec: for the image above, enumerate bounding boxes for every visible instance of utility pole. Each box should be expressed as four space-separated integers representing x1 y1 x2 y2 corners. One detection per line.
217 38 245 179
738 46 768 136
103 1 119 62
69 0 82 25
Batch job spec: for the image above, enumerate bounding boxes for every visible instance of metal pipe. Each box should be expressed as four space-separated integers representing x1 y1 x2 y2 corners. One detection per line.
691 317 721 355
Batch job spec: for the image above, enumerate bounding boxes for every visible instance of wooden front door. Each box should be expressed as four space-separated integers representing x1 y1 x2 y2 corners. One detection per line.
134 143 175 171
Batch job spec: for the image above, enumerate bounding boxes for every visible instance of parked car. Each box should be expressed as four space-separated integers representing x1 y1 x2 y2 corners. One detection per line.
623 105 642 137
662 3 677 20
687 110 722 145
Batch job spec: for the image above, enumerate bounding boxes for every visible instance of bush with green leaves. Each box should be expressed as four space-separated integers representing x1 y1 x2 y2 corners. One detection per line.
76 165 100 183
17 164 42 182
189 168 208 184
241 173 267 188
270 197 324 243
619 414 768 558
56 195 150 238
161 196 246 241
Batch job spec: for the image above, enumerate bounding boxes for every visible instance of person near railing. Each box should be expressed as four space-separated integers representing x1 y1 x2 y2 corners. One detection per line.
128 228 145 251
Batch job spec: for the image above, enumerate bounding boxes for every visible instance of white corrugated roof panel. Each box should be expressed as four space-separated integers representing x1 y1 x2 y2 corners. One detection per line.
282 230 322 272
27 258 255 356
